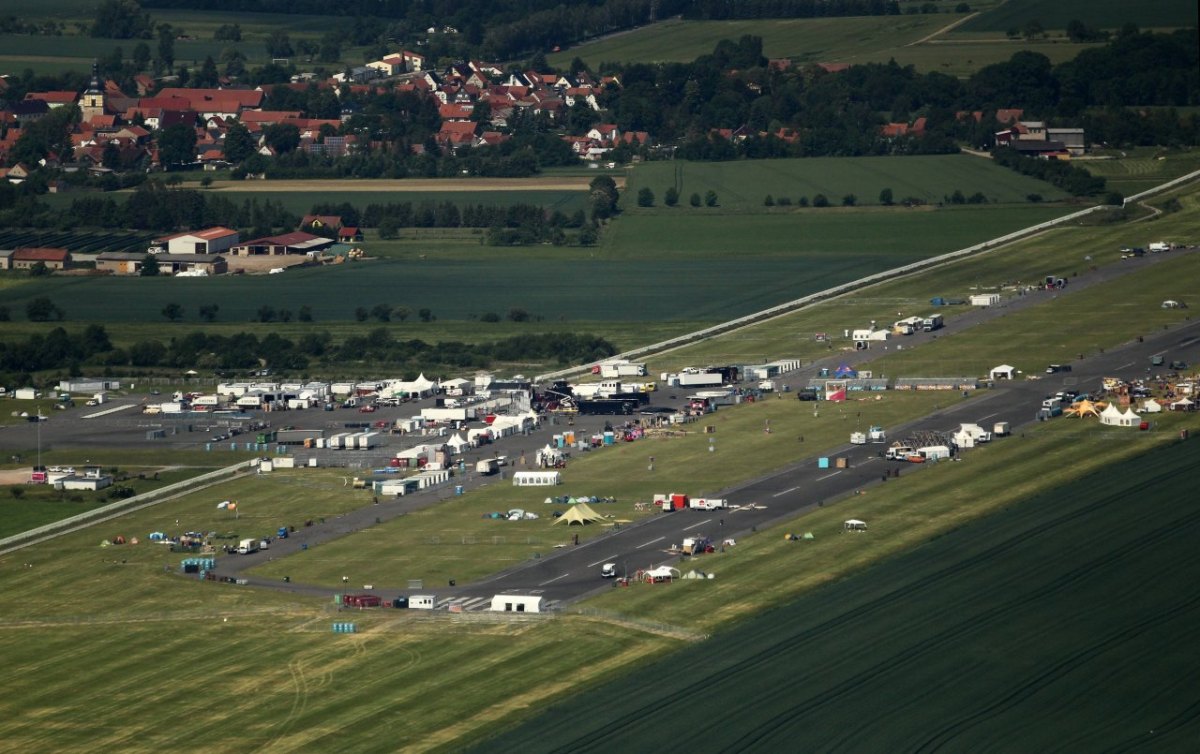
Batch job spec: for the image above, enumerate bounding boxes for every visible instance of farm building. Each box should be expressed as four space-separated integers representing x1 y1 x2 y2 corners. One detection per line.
490 593 544 613
229 232 333 256
0 249 12 269
95 251 147 275
152 227 239 255
10 247 70 270
156 254 228 276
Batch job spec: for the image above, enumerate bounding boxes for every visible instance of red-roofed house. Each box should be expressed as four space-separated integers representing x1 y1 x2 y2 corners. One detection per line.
438 120 478 147
587 124 620 144
301 215 343 231
439 103 474 120
817 63 850 74
25 91 78 108
12 247 70 270
337 226 363 242
995 108 1024 125
240 110 302 126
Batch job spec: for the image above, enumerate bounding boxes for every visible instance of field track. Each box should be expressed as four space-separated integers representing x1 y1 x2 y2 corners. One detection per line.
205 177 620 192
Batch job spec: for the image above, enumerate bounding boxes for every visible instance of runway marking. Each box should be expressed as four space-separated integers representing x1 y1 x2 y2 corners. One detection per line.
978 412 998 421
816 470 843 481
637 536 664 549
81 404 135 419
773 486 799 498
538 572 569 586
859 456 878 464
588 555 617 567
684 519 710 531
1118 361 1134 370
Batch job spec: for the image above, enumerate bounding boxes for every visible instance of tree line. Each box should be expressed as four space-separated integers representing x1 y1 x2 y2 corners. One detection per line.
0 325 617 385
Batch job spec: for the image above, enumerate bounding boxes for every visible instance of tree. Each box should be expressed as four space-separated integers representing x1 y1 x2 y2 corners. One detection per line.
132 41 151 71
0 305 10 321
378 217 399 239
214 23 241 42
418 308 434 323
298 305 313 322
812 194 830 208
842 194 857 207
354 307 369 322
318 31 342 63
578 224 598 245
370 303 392 321
664 187 679 207
26 297 63 322
222 121 254 163
156 24 175 70
764 194 774 206
91 0 152 39
704 190 718 207
588 175 619 220
508 308 530 322
1022 20 1044 40
161 302 183 321
198 304 219 321
263 123 300 154
689 192 701 207
140 254 159 276
265 30 294 59
220 46 247 78
256 305 277 322
480 312 500 323
195 55 219 87
1026 193 1043 203
393 306 410 322
636 187 654 207
158 122 196 165
879 187 894 206
102 141 122 170
1103 191 1124 206
29 261 50 277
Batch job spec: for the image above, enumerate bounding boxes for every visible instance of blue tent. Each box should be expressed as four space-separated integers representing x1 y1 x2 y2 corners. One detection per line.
834 364 858 378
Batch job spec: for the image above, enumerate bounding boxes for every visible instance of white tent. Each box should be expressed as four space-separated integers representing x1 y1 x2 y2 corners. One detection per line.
445 432 470 453
990 364 1016 380
1140 398 1163 413
1099 403 1138 427
843 519 868 531
1171 397 1195 411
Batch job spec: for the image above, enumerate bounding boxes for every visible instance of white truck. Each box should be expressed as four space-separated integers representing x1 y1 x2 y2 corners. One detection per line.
600 563 618 578
237 538 259 555
1149 241 1171 252
688 497 728 511
598 360 646 378
993 421 1011 437
475 458 500 475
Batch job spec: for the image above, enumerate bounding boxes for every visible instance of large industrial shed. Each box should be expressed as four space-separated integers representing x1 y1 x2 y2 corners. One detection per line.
153 227 239 255
229 232 333 256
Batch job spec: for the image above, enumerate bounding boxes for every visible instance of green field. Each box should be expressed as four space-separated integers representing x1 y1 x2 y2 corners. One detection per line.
1079 149 1200 196
481 437 1200 751
201 188 593 218
623 155 1070 210
960 0 1199 31
549 15 947 69
0 204 1068 327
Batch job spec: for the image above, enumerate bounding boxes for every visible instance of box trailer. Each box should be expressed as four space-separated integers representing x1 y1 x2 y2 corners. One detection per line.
598 360 647 378
408 595 436 610
237 538 259 555
476 458 501 475
993 421 1011 437
420 407 474 423
327 432 351 449
277 428 325 445
922 313 944 331
918 445 952 461
357 432 381 449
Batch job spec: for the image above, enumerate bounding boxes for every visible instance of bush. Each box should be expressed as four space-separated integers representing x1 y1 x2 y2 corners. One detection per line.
636 187 654 207
812 194 829 208
764 194 774 206
689 192 701 207
841 194 857 207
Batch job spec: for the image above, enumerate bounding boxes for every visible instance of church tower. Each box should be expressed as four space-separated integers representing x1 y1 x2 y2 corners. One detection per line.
80 61 106 122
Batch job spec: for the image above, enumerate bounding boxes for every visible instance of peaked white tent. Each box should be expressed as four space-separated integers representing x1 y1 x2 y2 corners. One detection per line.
1140 398 1163 413
1171 397 1195 411
990 364 1016 380
446 432 470 453
1100 403 1138 427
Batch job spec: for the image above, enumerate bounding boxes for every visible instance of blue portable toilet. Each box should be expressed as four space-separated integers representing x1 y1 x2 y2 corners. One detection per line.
819 367 830 377
818 457 830 469
455 485 464 496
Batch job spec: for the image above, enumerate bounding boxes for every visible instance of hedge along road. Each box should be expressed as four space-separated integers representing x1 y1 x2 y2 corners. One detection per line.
201 177 624 192
207 247 1200 602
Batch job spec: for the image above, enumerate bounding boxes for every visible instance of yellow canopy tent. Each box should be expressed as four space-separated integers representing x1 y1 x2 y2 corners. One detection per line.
1065 399 1105 418
552 502 606 525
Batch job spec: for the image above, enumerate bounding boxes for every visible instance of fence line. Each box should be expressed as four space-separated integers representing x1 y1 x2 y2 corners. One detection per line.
538 167 1200 383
